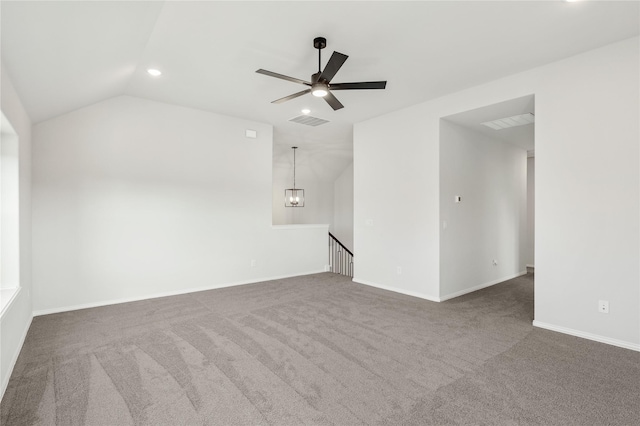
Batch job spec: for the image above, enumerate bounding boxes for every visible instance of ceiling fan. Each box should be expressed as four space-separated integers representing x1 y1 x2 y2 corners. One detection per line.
256 37 387 111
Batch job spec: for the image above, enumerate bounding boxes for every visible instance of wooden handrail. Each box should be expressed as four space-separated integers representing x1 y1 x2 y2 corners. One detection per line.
329 232 353 256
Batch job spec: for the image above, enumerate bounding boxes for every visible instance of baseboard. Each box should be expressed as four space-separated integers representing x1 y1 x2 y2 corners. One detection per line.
33 269 326 317
532 320 640 352
439 270 528 302
1 313 33 401
526 264 535 268
352 278 440 302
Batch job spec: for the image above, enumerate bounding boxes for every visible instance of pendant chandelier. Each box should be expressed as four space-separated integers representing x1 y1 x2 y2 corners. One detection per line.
285 146 304 207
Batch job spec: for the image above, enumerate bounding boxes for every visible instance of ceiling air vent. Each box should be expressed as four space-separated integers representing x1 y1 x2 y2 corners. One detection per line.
481 113 534 130
289 115 329 127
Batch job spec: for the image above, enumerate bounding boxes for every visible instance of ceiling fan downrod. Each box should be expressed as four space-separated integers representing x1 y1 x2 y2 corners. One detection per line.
314 37 327 77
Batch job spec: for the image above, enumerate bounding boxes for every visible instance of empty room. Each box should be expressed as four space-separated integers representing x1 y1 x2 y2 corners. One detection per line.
1 1 639 425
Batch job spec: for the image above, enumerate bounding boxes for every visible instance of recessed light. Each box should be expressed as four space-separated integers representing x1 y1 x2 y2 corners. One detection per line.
301 109 311 115
147 68 162 77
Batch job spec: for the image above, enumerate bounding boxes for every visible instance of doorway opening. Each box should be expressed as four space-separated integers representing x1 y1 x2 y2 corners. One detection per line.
438 95 535 319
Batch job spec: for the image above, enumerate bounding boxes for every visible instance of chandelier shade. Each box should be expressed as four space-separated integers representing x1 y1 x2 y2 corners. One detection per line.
285 188 304 207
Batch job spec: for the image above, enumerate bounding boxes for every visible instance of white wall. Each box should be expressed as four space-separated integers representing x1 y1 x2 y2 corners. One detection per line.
32 95 327 314
527 156 535 267
532 38 638 348
354 37 639 349
0 66 33 399
333 162 354 252
354 105 441 300
439 121 527 300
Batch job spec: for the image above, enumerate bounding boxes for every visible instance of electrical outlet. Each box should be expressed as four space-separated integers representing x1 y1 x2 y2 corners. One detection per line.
598 300 609 314
250 259 256 268
397 266 402 275
492 259 498 266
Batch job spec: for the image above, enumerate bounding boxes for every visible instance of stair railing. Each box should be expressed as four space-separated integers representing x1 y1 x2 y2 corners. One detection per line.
329 232 354 277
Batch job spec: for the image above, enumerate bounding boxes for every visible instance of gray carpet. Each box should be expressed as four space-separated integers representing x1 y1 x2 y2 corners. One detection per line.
1 272 639 425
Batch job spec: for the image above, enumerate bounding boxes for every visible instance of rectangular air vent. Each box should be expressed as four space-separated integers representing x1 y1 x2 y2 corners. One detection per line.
289 115 329 127
481 113 534 130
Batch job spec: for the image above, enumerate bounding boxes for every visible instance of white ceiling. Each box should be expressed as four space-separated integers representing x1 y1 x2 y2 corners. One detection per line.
443 95 535 151
2 1 638 180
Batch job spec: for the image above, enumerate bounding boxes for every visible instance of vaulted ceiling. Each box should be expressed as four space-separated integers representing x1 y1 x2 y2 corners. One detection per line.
2 1 638 181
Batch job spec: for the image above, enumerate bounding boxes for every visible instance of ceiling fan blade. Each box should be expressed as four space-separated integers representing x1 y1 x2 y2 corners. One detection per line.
272 89 311 104
323 91 344 110
256 69 311 86
329 81 387 90
318 51 348 83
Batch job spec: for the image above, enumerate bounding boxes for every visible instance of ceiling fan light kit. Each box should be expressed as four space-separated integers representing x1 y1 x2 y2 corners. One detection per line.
312 83 328 97
256 36 387 110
